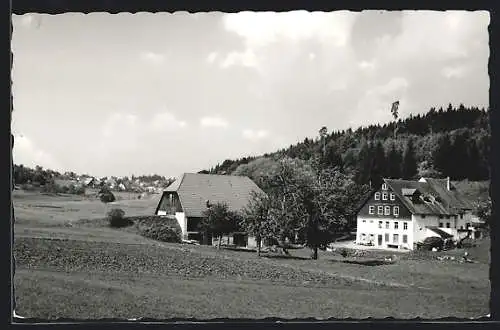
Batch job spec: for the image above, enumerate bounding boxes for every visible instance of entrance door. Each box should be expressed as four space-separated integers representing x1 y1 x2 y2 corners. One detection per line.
378 235 383 246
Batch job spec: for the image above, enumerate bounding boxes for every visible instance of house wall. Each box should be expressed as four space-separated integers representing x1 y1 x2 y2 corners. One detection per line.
357 183 414 250
176 212 187 238
356 216 413 250
412 214 461 243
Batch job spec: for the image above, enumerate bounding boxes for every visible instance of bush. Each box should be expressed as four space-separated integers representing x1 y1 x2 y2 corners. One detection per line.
107 208 131 228
133 216 182 243
100 190 116 203
338 248 351 258
419 236 444 251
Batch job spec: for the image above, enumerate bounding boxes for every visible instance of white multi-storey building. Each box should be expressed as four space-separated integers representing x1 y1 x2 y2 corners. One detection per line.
356 177 484 250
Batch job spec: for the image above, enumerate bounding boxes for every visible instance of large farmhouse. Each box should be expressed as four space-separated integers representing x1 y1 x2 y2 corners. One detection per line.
155 173 266 248
356 177 485 250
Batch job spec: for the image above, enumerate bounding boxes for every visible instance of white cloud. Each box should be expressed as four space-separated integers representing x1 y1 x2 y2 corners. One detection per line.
200 116 229 128
220 49 258 69
383 11 490 63
366 77 409 97
102 113 137 137
242 129 269 142
442 66 466 79
13 134 64 171
223 11 357 48
221 11 357 71
206 51 218 64
150 112 187 131
140 51 165 64
358 60 376 71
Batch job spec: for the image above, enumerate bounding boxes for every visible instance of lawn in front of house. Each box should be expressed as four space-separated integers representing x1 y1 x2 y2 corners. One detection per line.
12 191 490 320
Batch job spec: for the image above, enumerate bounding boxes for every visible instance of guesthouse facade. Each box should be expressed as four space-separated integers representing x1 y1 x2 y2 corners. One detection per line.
356 177 484 250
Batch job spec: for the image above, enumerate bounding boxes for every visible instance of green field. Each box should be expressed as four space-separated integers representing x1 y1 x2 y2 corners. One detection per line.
13 190 490 320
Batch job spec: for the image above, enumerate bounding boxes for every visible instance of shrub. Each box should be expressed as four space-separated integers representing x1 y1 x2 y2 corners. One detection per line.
107 208 131 228
100 190 116 203
338 248 351 258
420 236 444 251
133 216 182 243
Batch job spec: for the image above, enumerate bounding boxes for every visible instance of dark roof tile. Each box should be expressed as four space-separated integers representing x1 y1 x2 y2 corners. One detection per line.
163 173 265 218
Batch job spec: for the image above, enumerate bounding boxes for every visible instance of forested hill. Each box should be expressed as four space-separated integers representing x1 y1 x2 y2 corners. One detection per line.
201 103 490 187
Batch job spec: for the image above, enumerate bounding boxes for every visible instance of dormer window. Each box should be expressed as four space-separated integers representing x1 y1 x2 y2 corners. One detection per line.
382 183 388 190
374 192 380 200
393 206 399 216
382 192 388 201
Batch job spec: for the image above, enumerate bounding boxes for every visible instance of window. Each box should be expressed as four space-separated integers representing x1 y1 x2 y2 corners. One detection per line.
422 215 426 219
375 192 380 200
446 223 450 228
394 222 399 230
385 233 389 242
386 221 390 229
403 235 408 244
460 214 464 219
378 221 382 229
439 215 444 219
369 220 373 223
384 206 390 215
460 226 464 230
362 220 366 223
393 206 399 216
378 206 383 215
439 222 443 227
390 193 395 201
382 183 388 190
368 206 375 215
403 222 408 230
466 223 471 229
382 192 388 201
393 234 399 244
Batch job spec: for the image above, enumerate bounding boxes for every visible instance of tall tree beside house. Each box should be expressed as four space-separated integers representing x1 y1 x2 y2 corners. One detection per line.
200 202 239 249
402 138 418 179
240 191 272 256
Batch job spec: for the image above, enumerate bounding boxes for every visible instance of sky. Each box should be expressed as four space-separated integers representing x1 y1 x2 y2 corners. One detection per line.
11 10 490 178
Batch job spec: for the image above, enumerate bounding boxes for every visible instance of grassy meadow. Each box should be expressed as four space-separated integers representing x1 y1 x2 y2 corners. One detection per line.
12 189 490 320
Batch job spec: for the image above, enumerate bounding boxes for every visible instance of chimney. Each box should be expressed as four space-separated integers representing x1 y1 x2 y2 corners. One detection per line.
446 177 450 191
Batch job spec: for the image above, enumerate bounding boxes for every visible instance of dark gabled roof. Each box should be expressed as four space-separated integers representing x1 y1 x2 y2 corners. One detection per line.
384 178 474 216
162 173 265 218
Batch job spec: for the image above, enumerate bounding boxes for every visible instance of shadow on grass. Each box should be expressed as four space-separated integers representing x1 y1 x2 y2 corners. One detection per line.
341 259 397 266
262 254 311 261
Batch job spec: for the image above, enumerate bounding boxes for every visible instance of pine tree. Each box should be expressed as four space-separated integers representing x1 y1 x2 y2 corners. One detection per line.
402 138 418 179
370 140 387 186
432 134 452 178
386 142 403 179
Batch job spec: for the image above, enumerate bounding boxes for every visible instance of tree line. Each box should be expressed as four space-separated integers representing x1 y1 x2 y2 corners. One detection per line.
205 104 490 185
197 104 491 258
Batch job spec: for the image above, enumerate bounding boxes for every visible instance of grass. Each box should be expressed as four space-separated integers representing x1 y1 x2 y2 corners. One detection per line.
12 189 491 320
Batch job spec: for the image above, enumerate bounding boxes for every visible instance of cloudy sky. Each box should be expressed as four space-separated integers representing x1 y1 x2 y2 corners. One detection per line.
11 10 490 178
